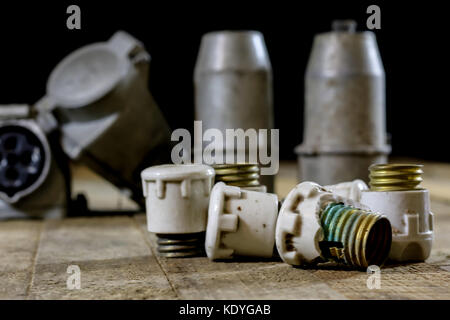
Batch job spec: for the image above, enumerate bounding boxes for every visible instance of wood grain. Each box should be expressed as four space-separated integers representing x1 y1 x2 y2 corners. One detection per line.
28 217 176 299
1 160 449 300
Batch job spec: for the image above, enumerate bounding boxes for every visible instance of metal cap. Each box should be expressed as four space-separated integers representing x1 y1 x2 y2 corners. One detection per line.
194 30 271 74
46 31 142 108
141 164 215 182
307 25 384 77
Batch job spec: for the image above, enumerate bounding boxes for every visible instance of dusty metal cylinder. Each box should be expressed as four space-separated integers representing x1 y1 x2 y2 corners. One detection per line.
194 30 274 191
296 21 391 185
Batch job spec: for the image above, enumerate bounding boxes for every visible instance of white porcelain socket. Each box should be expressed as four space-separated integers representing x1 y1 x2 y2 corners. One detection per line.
276 182 339 266
242 185 267 192
141 164 215 234
205 182 278 260
360 189 434 261
275 181 367 266
324 179 368 201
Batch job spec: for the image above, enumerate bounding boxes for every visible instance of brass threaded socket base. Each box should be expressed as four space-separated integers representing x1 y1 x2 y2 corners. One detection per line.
369 164 423 191
320 202 392 268
213 163 261 188
156 232 205 258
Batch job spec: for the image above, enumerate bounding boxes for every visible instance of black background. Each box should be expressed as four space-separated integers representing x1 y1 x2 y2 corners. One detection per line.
0 299 441 319
0 1 447 161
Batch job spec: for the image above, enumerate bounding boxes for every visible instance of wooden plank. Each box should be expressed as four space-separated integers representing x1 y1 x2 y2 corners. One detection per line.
28 216 177 299
1 160 449 300
0 220 42 299
134 215 346 300
311 262 450 300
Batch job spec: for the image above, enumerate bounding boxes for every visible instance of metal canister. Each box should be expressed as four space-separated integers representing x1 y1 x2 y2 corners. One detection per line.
36 31 172 205
194 31 275 191
296 20 391 185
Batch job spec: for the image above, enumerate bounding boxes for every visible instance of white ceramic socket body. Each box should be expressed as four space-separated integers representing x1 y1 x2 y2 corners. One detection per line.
141 164 215 234
324 179 368 202
276 182 336 265
242 185 267 193
360 189 433 261
205 182 278 260
275 181 366 266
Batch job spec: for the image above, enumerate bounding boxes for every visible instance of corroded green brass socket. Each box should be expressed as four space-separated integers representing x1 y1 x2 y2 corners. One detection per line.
320 202 392 268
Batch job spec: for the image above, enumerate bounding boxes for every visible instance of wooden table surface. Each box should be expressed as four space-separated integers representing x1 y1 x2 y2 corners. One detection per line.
1 160 449 300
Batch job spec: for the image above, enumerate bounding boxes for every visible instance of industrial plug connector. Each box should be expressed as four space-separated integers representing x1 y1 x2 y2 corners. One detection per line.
141 164 215 258
359 164 434 261
36 31 172 206
205 182 278 260
0 105 69 219
275 181 392 269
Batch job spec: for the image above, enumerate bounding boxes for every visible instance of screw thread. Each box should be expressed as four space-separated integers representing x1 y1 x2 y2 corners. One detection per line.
213 163 261 188
369 164 423 191
156 232 205 258
320 202 392 268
